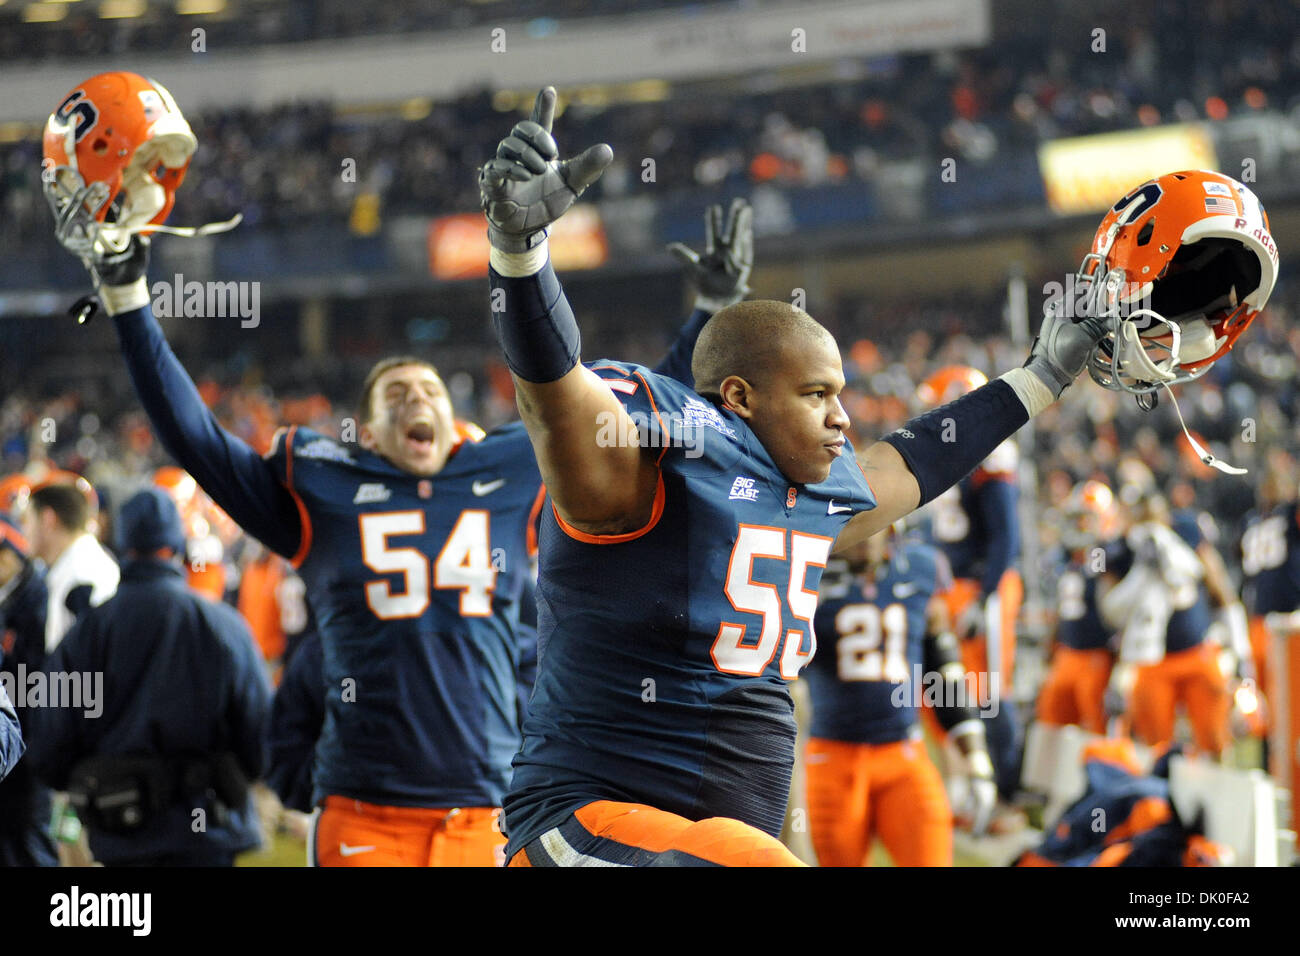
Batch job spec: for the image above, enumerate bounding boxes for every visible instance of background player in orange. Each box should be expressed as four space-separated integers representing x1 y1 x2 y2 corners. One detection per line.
153 466 228 602
1104 493 1229 755
804 523 995 866
1037 479 1121 734
1238 453 1300 742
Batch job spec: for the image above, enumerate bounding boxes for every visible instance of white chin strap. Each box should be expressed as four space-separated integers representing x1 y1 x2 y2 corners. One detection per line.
1160 379 1248 476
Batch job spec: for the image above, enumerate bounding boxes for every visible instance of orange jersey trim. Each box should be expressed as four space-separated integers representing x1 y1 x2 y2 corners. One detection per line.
590 365 672 468
526 484 546 557
552 473 666 545
278 425 314 568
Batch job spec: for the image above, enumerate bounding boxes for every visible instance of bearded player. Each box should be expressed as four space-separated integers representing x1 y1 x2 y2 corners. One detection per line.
45 72 754 866
479 87 1129 866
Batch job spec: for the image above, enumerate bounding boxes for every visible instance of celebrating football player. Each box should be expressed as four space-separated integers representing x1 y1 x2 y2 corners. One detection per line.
480 87 1114 867
45 72 755 867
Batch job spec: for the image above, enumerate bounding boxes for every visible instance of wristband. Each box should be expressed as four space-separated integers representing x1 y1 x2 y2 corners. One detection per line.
488 257 581 384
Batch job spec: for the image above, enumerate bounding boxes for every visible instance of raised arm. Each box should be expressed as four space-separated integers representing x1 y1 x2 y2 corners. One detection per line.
482 88 658 535
836 299 1109 549
58 238 302 559
654 199 754 386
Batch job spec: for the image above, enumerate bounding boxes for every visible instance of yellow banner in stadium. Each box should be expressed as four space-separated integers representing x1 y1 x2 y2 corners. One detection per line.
428 207 608 280
1039 124 1219 215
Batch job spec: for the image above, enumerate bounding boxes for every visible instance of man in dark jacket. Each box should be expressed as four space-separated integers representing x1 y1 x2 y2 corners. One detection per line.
27 488 271 866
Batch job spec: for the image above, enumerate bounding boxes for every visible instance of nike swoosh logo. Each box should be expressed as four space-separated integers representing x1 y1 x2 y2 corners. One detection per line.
828 501 853 514
338 843 377 858
472 478 506 496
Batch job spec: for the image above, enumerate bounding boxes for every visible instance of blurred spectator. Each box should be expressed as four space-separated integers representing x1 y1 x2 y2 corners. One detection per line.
22 482 119 652
27 488 271 866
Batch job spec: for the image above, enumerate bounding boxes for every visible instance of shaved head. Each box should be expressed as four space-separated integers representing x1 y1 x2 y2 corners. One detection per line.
692 300 836 397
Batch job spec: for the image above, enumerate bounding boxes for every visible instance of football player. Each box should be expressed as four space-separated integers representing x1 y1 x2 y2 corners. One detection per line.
1015 739 1229 867
1103 493 1229 755
1239 453 1300 718
47 72 753 867
914 365 1024 806
803 523 995 866
153 466 229 602
1036 479 1122 734
480 87 1112 866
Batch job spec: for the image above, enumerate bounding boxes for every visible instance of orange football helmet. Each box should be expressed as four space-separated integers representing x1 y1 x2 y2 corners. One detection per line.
916 365 988 407
1062 479 1120 549
43 71 198 259
0 474 34 518
1079 169 1278 397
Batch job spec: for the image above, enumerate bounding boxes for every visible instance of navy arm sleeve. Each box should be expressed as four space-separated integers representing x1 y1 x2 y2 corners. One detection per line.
977 479 1019 597
652 308 712 386
112 305 301 559
0 681 22 782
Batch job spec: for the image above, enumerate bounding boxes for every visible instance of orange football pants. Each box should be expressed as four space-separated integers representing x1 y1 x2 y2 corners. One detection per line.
507 800 804 867
804 737 952 867
314 797 504 867
1037 647 1114 734
1130 643 1229 754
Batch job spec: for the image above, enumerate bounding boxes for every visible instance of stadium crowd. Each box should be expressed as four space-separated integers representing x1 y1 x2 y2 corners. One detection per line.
5 265 1297 611
4 0 1299 247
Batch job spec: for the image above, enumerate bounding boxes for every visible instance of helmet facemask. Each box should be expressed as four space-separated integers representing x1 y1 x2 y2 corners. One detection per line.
1083 237 1260 398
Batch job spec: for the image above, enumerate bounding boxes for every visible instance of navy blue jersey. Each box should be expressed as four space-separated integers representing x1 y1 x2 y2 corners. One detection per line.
1055 553 1113 652
805 544 945 744
920 440 1019 593
1241 504 1300 615
503 362 875 856
265 423 542 807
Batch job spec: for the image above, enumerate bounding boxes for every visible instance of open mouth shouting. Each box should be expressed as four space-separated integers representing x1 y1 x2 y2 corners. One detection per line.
405 419 436 457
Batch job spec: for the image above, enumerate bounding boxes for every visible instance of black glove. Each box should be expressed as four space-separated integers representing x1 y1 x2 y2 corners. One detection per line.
479 87 613 253
667 198 753 312
66 234 151 323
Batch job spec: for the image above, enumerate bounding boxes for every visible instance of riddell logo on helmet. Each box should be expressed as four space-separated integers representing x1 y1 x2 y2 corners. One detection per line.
1042 274 1152 320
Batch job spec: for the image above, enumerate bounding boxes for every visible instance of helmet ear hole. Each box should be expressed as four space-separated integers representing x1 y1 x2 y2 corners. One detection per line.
1136 219 1155 246
1151 238 1260 321
92 137 108 155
